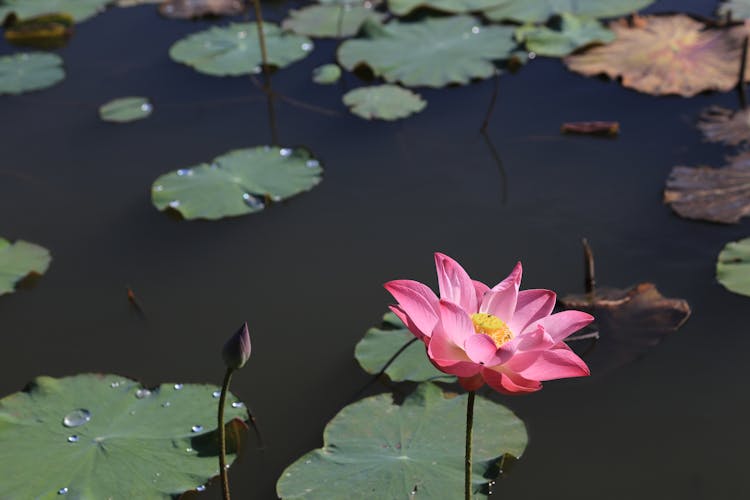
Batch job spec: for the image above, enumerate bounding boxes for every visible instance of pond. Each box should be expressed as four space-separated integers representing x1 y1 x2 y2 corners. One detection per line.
1 0 748 498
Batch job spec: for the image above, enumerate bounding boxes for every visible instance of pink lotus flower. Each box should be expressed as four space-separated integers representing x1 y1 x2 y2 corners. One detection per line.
384 253 593 394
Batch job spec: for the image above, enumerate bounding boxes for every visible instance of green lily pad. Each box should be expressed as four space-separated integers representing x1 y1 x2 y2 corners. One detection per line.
718 0 750 19
277 383 527 499
169 22 313 76
388 0 503 16
0 238 50 295
0 373 249 499
717 237 750 297
515 13 614 57
0 0 110 22
99 96 153 123
355 312 455 382
482 0 655 23
312 63 342 84
338 16 517 88
152 146 323 220
282 4 385 38
0 52 64 95
343 84 427 121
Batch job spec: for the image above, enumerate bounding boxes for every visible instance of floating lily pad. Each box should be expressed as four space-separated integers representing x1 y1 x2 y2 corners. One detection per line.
561 120 619 136
152 146 323 220
99 96 153 123
159 0 245 19
343 84 426 121
0 374 249 499
697 106 750 146
482 0 655 23
116 0 161 6
717 237 750 297
564 15 750 97
338 16 516 88
0 238 50 295
355 312 455 382
276 383 527 499
282 4 385 38
0 52 64 95
4 13 74 49
0 0 110 22
312 63 341 84
664 152 750 224
169 22 313 76
515 13 614 57
718 0 750 19
387 0 501 16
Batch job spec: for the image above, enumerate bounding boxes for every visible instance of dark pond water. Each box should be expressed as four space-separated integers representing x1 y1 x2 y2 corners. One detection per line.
1 0 748 498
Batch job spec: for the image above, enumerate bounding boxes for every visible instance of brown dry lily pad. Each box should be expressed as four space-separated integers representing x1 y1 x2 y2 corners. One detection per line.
561 121 619 136
664 152 750 224
159 0 244 19
697 106 750 146
564 15 750 97
561 240 690 374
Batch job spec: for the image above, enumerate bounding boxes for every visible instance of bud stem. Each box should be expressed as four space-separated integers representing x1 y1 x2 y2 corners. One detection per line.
218 367 235 500
465 391 475 500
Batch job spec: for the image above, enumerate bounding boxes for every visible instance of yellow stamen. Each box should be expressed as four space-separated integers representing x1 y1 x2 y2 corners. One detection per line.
471 312 513 347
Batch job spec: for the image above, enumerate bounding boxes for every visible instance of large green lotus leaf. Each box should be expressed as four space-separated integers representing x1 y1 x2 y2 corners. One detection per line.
169 22 313 76
355 312 455 382
482 0 655 23
0 374 249 499
387 0 501 16
99 96 153 123
338 16 516 88
515 13 614 57
277 383 527 499
343 84 426 121
0 238 50 295
0 52 64 95
718 0 750 19
0 0 110 22
282 4 385 38
717 238 750 297
152 146 323 220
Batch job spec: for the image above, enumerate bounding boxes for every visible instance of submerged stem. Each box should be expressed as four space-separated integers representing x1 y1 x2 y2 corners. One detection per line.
465 391 476 500
218 368 235 500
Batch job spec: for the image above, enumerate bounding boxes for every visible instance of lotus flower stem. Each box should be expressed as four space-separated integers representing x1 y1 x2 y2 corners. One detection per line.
218 367 235 500
582 238 596 296
738 36 748 109
465 391 475 500
251 0 270 73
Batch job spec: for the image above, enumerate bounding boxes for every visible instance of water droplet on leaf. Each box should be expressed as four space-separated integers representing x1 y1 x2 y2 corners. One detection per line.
191 425 204 433
67 435 79 443
62 409 91 428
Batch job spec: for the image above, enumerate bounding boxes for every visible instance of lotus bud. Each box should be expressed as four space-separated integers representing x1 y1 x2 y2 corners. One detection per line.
222 323 251 370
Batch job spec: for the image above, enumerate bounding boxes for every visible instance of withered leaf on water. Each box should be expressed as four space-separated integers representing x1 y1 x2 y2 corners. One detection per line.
565 15 750 97
562 283 691 373
3 13 74 49
160 0 244 19
697 106 750 146
664 152 750 224
561 121 619 136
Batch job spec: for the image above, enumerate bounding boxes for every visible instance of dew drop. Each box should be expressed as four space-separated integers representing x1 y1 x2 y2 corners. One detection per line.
231 401 244 408
67 435 79 443
162 401 171 408
471 26 480 34
176 169 192 176
110 381 120 388
212 390 221 398
301 42 313 52
242 193 264 210
168 200 180 208
279 148 292 157
528 51 537 60
305 459 312 464
196 485 207 492
191 425 204 433
173 383 183 390
186 447 194 453
58 487 69 495
237 30 247 39
140 103 153 113
63 409 91 428
270 195 282 202
251 65 262 74
153 185 163 192
305 159 320 168
135 389 152 399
